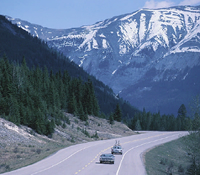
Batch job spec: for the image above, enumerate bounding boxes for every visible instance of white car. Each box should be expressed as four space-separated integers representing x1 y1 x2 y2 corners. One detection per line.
111 141 123 155
111 145 123 155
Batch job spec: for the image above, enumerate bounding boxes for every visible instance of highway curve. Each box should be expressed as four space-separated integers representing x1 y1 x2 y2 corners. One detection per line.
2 131 187 175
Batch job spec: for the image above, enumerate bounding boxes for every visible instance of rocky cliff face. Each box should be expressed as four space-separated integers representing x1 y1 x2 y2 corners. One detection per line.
8 5 200 115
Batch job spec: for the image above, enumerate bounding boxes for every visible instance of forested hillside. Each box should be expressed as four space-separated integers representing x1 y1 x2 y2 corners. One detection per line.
0 15 139 113
0 56 100 135
0 15 140 134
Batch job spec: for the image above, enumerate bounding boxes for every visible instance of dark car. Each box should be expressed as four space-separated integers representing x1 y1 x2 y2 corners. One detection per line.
99 153 115 164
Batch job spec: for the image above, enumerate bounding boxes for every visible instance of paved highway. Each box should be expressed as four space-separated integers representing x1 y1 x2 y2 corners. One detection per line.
2 131 187 175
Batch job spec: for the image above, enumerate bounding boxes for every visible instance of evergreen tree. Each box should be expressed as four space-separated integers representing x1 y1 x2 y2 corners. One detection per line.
130 114 137 130
82 80 93 115
147 112 153 130
135 119 142 131
47 80 60 111
193 112 200 131
92 93 99 117
152 112 161 131
68 93 78 115
87 79 99 116
45 119 55 137
8 95 20 125
1 57 13 99
167 114 176 131
177 104 187 130
141 108 147 130
113 103 122 122
109 113 114 125
35 109 46 135
78 100 87 121
42 66 50 96
58 78 67 109
19 102 27 125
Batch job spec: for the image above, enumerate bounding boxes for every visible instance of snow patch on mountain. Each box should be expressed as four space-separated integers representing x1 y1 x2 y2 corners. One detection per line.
139 13 146 43
102 39 109 49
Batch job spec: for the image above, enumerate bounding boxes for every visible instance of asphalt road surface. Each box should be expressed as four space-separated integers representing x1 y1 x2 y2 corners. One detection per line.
2 131 187 175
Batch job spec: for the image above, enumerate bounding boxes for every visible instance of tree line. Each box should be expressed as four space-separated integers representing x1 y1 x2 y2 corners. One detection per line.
0 55 194 137
129 96 200 174
129 104 191 131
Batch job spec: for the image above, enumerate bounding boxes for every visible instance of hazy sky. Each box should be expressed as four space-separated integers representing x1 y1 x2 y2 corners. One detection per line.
1 0 200 29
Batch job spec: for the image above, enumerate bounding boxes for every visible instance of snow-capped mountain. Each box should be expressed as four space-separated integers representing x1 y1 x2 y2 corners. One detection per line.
7 5 200 115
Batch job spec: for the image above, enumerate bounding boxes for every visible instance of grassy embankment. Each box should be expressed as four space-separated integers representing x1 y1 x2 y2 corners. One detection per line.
145 136 190 175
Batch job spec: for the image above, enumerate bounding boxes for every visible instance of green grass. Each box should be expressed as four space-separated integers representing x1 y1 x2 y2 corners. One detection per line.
145 137 190 175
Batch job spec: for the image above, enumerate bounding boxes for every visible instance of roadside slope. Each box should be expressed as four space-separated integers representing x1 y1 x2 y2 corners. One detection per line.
0 113 135 173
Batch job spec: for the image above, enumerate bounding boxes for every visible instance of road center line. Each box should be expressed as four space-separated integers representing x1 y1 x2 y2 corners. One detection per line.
74 146 112 174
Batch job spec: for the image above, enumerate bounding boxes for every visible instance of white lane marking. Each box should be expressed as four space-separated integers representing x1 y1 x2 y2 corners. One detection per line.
116 134 179 175
31 146 92 175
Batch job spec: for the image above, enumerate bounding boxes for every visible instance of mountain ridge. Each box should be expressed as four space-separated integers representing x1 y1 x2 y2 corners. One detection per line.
7 5 200 115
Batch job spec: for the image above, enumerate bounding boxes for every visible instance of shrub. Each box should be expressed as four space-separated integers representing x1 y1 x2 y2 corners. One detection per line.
16 155 21 159
64 116 70 125
91 131 99 139
82 128 90 137
62 123 66 129
178 164 184 173
160 157 168 165
70 137 75 143
36 149 41 154
5 165 10 170
85 121 89 126
13 147 18 153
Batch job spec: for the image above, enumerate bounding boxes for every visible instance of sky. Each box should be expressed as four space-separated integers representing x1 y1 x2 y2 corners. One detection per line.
1 0 200 29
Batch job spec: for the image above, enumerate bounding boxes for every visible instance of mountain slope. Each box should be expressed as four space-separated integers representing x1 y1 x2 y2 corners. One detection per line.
8 5 200 115
0 15 139 120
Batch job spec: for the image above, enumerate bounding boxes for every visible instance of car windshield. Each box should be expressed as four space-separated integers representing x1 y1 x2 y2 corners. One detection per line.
101 154 113 157
114 146 121 149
